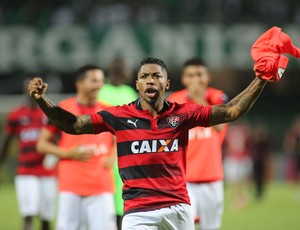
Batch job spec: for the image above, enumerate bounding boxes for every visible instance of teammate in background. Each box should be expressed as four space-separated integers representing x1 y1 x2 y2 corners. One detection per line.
168 58 227 230
283 115 300 197
97 57 137 105
252 123 273 201
28 57 268 229
223 120 253 210
36 65 117 230
97 58 137 230
0 79 57 230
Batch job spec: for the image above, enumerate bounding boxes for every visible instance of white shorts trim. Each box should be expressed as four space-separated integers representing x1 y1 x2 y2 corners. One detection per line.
122 203 193 230
56 192 116 230
187 180 224 229
15 175 57 220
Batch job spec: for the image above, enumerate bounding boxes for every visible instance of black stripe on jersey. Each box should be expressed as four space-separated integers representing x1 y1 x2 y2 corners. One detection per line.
116 117 151 131
123 187 179 201
99 110 151 131
98 111 116 129
8 120 20 128
120 163 182 180
20 146 37 153
117 141 132 157
18 159 43 167
157 117 169 129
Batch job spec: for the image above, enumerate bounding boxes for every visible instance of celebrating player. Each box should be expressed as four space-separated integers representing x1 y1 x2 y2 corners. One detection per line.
28 57 268 229
168 58 227 230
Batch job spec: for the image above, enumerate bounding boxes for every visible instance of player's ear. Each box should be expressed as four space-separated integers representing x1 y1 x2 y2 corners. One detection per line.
165 79 170 90
135 80 139 91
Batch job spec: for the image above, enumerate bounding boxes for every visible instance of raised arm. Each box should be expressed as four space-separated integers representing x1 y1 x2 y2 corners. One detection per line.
28 77 94 134
209 77 267 126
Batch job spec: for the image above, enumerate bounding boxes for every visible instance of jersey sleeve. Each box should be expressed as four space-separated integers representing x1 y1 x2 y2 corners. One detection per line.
90 106 117 134
185 103 212 129
5 111 19 135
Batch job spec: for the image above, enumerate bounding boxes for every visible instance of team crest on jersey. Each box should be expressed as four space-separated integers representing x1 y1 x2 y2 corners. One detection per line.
166 115 180 128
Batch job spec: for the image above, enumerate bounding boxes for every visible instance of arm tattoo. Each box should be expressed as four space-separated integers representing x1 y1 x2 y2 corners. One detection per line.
36 95 95 134
210 78 267 126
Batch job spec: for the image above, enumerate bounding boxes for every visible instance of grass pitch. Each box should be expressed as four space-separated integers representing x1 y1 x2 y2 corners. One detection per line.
0 182 299 229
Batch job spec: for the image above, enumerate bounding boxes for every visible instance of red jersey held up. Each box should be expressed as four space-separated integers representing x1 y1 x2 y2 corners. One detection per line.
5 105 56 176
90 98 212 215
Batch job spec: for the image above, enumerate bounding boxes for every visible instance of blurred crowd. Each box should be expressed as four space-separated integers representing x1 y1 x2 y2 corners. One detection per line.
1 0 300 26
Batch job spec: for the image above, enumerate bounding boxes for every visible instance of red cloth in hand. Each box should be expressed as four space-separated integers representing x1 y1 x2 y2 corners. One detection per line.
251 26 300 82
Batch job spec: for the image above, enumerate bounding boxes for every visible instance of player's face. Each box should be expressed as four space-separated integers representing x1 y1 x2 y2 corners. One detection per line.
136 64 170 104
78 69 104 100
182 65 210 89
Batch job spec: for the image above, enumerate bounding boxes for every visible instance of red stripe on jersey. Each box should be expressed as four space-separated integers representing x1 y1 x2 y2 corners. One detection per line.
123 194 189 215
118 151 181 168
123 177 187 190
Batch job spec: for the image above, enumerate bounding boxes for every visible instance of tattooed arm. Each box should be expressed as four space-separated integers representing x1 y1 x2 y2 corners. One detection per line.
209 78 267 126
28 77 94 134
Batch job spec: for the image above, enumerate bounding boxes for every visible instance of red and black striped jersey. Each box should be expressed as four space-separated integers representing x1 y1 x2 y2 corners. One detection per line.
90 98 211 214
5 105 56 176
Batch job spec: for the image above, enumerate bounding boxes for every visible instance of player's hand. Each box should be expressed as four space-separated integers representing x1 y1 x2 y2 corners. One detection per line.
65 146 94 162
28 77 48 100
101 156 115 169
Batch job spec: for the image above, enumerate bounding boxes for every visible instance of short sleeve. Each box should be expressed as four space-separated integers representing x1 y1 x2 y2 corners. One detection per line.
90 106 117 134
5 112 18 134
185 103 212 129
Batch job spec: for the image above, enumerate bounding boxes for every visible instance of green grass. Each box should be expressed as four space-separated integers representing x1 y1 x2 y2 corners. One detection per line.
0 184 55 229
0 182 299 229
222 183 300 230
0 184 22 229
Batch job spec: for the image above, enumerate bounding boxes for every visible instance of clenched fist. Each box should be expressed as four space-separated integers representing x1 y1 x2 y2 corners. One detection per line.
28 77 48 100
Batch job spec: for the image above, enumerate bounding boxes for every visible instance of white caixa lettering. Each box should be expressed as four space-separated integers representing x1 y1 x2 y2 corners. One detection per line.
188 127 212 140
20 128 40 142
79 144 109 156
131 139 179 154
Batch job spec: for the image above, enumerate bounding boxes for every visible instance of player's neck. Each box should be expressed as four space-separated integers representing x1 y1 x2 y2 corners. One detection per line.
76 95 96 106
140 98 164 118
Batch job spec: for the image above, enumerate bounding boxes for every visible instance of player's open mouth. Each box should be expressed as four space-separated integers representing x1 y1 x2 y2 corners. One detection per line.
145 88 158 98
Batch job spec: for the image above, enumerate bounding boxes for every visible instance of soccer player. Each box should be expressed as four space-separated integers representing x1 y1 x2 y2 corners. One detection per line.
0 79 57 230
36 65 117 230
28 57 268 229
97 58 137 230
168 58 227 230
223 121 253 210
252 123 273 201
283 116 300 189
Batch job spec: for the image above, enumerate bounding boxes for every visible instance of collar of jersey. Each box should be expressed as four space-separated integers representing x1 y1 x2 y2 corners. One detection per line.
134 98 171 113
